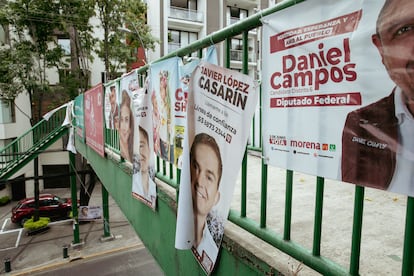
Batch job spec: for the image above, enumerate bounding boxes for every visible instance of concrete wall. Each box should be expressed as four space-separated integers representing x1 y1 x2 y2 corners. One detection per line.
75 137 277 275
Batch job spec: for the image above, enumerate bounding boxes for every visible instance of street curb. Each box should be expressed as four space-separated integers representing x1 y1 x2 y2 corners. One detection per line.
8 243 143 276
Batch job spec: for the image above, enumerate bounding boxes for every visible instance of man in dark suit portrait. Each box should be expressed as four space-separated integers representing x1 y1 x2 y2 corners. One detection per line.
342 0 414 195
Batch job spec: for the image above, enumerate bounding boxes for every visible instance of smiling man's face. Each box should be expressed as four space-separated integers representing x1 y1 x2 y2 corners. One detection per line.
191 143 220 217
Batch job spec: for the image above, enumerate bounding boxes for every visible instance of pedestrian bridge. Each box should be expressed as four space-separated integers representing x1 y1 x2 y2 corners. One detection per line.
1 0 414 275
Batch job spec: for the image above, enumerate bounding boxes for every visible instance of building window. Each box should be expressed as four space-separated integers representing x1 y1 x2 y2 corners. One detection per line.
171 0 197 10
227 6 248 25
230 38 242 61
0 99 15 124
57 37 71 56
168 29 198 54
169 0 202 22
58 68 71 83
58 69 91 87
0 25 6 46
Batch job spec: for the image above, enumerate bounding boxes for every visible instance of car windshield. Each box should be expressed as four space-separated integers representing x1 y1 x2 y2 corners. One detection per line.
54 196 66 203
14 202 24 209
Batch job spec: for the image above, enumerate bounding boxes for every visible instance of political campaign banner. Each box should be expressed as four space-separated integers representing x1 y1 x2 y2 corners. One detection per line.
149 57 181 165
84 83 105 157
73 94 84 140
260 0 414 195
175 59 199 168
104 79 119 130
118 70 140 163
78 206 102 221
204 45 218 65
175 60 259 274
131 83 157 209
175 46 219 168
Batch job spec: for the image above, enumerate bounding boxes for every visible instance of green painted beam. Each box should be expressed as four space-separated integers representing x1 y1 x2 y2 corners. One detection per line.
75 137 279 275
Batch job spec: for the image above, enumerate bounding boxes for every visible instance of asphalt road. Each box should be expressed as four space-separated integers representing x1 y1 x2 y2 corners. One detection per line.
29 245 163 276
0 185 164 275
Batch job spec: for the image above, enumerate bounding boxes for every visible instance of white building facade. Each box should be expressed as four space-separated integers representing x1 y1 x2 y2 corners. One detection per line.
0 0 282 199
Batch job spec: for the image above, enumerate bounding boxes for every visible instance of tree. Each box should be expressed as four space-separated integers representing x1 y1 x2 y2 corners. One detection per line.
0 0 96 221
95 0 157 79
0 0 96 122
0 0 157 216
0 46 25 99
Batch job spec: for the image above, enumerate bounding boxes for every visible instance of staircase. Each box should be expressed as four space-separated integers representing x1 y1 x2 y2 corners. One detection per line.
0 108 68 180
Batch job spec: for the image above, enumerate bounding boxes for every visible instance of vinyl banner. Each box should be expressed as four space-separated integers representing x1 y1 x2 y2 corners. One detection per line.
175 59 199 168
104 79 119 130
175 61 259 274
131 84 157 209
84 83 104 157
149 57 181 165
119 70 140 163
260 0 414 195
78 206 102 221
74 94 84 140
175 46 219 168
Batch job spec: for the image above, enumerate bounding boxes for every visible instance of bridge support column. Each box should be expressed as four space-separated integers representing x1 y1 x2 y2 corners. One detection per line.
70 152 80 244
102 184 111 238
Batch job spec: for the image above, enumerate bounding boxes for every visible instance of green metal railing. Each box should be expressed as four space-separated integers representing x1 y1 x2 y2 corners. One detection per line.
101 0 414 275
0 108 68 180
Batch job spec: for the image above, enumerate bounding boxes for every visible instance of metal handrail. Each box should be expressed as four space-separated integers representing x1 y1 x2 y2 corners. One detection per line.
101 0 414 274
0 108 67 179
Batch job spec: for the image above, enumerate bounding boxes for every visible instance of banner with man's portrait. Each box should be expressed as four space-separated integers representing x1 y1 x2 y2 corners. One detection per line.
104 79 119 130
261 0 414 196
131 83 157 210
175 61 259 274
175 46 219 168
78 206 102 221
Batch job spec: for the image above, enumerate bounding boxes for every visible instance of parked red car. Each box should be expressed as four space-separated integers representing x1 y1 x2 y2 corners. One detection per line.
11 194 74 226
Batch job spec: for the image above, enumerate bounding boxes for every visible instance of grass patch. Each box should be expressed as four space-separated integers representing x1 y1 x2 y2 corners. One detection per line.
0 196 11 206
23 217 50 231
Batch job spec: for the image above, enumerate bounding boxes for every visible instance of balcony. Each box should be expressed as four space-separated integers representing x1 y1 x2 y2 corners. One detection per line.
230 49 256 62
169 6 203 23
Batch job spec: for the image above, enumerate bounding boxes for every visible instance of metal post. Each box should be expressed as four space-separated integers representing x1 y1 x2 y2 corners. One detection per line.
63 245 69 258
260 158 268 228
102 184 111 238
284 170 293 241
34 157 40 222
313 177 325 256
4 258 11 272
70 152 80 244
241 150 247 218
402 197 414 276
350 185 364 275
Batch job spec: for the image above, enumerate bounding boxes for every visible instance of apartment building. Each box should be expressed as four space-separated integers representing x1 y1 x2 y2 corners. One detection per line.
0 0 282 199
147 0 269 79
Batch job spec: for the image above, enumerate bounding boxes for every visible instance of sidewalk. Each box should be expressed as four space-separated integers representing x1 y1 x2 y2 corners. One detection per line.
227 152 407 275
0 183 163 275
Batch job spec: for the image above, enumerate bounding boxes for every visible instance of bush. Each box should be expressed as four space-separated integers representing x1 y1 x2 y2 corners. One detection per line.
23 217 50 231
0 196 10 206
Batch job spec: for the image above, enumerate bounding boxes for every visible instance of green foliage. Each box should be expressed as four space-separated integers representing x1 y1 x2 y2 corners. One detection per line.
1 0 95 120
0 196 10 206
1 0 156 116
0 47 25 99
95 0 157 75
23 217 50 231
